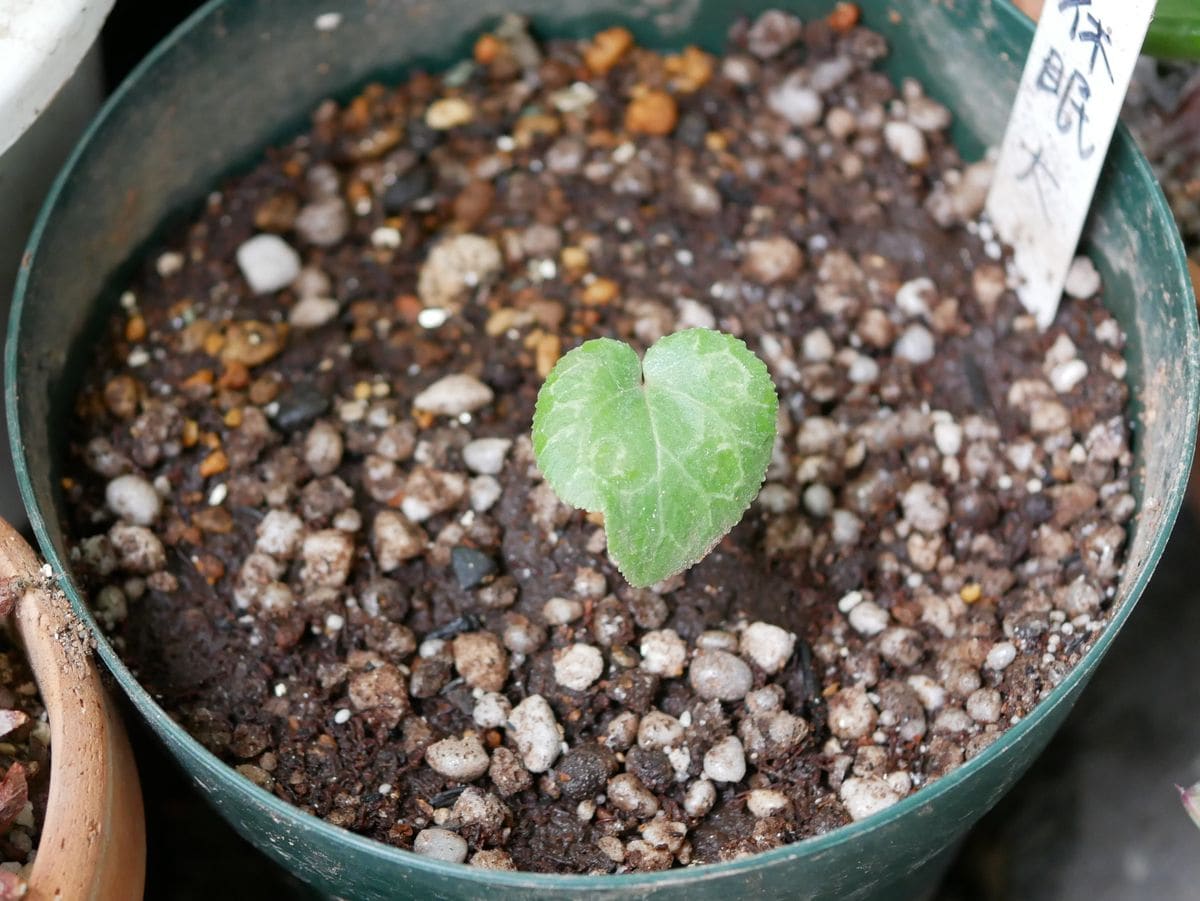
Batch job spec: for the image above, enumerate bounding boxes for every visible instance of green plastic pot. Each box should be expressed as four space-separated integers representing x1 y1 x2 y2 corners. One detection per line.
7 0 1198 897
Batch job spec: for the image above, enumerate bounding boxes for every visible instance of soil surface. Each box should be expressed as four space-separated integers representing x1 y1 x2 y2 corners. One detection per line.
62 9 1135 873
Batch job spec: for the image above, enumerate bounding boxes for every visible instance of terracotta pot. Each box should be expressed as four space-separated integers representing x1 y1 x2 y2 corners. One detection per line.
0 519 144 899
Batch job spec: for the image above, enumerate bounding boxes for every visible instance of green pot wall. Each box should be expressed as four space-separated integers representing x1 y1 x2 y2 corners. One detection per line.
7 1 1198 898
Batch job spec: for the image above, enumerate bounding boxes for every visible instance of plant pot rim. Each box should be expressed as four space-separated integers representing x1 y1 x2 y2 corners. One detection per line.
0 519 145 900
5 0 1197 891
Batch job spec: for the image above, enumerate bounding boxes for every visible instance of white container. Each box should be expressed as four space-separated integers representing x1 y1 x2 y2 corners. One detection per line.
0 0 114 528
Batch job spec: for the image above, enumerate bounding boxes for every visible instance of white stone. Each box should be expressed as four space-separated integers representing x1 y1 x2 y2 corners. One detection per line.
901 481 949 533
289 296 340 329
413 828 468 863
236 234 301 294
827 687 878 740
933 421 963 457
295 198 349 246
303 420 343 476
985 641 1017 672
803 483 834 517
689 650 753 701
473 692 512 729
299 529 354 588
895 324 935 364
848 600 889 636
768 74 824 127
1049 359 1089 394
746 789 790 818
105 474 161 526
542 596 583 625
1064 255 1101 299
895 277 935 318
683 779 717 817
640 629 688 678
426 733 491 781
462 438 512 475
638 710 685 750
907 674 947 711
966 688 1002 724
508 695 562 773
606 774 659 817
703 736 747 783
418 234 502 311
884 121 929 166
469 475 502 512
256 509 304 559
740 622 796 674
553 643 605 691
371 510 426 570
802 328 835 362
840 776 901 821
414 374 494 416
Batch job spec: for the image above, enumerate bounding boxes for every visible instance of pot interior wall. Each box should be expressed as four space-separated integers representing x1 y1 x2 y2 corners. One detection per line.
7 1 1197 898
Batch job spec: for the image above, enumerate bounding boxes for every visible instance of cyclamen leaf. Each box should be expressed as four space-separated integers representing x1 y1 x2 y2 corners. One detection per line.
532 328 778 587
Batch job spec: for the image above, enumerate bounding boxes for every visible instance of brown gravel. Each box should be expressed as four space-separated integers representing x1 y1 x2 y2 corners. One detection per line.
62 8 1134 873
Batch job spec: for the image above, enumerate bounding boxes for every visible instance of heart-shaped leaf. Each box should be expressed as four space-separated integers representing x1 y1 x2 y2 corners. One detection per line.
532 328 778 587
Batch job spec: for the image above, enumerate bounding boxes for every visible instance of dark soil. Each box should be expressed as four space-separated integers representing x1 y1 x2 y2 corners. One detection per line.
61 9 1134 873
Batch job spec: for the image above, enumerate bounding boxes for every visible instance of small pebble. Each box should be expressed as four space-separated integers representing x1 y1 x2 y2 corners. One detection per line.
639 629 688 678
105 474 161 526
462 438 512 475
740 622 796 674
702 736 747 783
768 73 824 127
473 692 512 729
688 649 754 701
894 324 935 364
683 779 717 816
236 234 301 294
883 120 929 166
426 97 475 129
508 695 562 772
414 374 495 416
452 632 508 692
1064 255 1101 298
413 827 469 863
426 733 491 781
839 776 901 821
289 296 340 329
746 789 790 818
553 643 605 691
827 687 879 740
848 600 889 637
451 547 498 590
984 641 1018 671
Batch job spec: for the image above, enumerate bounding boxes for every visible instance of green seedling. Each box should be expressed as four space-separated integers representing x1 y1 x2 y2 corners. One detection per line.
532 328 778 587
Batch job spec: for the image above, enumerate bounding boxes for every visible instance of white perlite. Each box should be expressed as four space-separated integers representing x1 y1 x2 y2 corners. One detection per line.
689 650 754 701
703 736 747 783
884 121 929 166
553 643 605 691
637 710 684 750
933 420 963 457
984 641 1018 671
639 629 688 677
371 510 426 571
462 437 512 475
413 828 468 863
840 776 902 821
1064 255 1101 299
827 687 878 740
895 277 935 318
768 73 823 127
473 692 512 729
848 600 889 637
894 324 935 364
683 779 717 817
289 295 339 329
740 622 796 674
507 695 562 773
105 474 161 525
236 234 301 294
256 509 304 559
746 789 790 818
417 234 502 311
413 374 494 416
900 481 949 533
425 734 491 781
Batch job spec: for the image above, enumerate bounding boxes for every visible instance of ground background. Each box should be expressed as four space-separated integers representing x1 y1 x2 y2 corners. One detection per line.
93 3 1200 897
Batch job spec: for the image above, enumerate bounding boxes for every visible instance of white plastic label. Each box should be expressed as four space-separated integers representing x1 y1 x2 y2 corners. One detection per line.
987 0 1155 329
